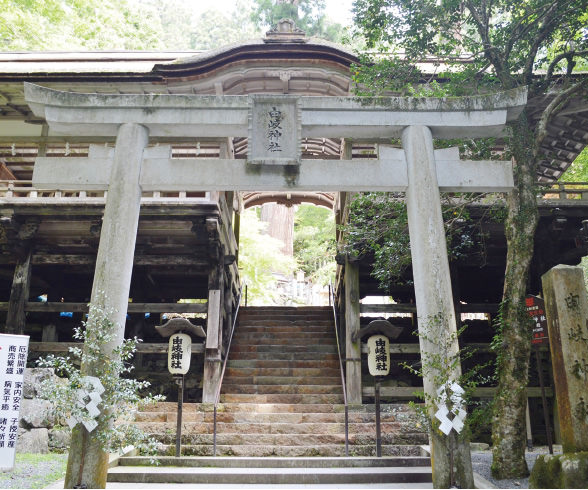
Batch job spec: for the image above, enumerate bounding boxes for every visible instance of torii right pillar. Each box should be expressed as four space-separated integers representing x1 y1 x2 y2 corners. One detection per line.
403 125 474 489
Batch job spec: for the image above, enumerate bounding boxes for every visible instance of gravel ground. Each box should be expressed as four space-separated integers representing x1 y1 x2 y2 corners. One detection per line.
0 453 68 489
471 446 562 489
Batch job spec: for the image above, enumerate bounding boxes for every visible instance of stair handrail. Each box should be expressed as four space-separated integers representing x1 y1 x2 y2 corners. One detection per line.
213 285 243 457
329 282 349 456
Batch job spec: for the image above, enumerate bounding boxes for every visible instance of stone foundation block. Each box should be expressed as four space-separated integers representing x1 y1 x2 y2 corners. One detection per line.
530 452 588 488
16 428 49 454
49 427 71 452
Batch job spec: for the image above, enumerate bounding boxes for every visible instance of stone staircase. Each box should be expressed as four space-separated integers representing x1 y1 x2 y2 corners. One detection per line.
113 306 431 484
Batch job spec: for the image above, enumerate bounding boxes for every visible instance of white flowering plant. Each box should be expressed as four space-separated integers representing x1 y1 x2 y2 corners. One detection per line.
36 301 165 455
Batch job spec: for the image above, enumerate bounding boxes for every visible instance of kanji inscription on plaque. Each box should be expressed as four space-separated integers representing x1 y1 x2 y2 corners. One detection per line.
248 95 301 165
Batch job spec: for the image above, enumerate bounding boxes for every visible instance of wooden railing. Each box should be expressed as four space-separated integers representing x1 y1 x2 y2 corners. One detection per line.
538 182 588 201
0 301 207 314
0 180 216 202
1 181 588 202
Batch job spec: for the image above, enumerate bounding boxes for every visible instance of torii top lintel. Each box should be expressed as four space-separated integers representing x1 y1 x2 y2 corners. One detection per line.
24 83 527 140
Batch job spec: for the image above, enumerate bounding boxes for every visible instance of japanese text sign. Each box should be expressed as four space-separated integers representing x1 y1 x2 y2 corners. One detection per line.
367 334 390 376
248 95 301 165
0 333 29 470
526 295 548 345
168 333 191 375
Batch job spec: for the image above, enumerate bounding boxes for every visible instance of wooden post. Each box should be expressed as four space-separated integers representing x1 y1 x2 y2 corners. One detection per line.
202 262 224 403
5 249 33 335
344 259 362 404
42 324 58 343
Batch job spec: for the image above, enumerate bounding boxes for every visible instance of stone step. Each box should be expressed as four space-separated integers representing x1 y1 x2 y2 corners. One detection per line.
139 402 420 415
135 410 403 424
224 366 342 377
220 384 342 395
226 359 340 369
118 456 431 468
220 393 345 404
136 421 417 436
149 443 428 458
239 306 331 314
228 352 339 361
108 464 432 485
232 333 336 342
140 401 420 413
220 375 342 386
142 432 428 447
229 344 338 353
235 317 334 332
235 325 334 333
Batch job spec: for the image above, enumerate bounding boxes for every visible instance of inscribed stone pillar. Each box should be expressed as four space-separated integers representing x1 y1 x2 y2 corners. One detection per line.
541 265 588 453
65 122 149 489
403 125 473 489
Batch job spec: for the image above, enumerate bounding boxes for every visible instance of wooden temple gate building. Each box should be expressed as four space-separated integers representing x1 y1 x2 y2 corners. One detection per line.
1 21 588 452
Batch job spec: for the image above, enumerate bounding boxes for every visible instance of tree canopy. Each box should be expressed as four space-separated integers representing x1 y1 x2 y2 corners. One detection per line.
0 0 346 51
350 0 588 482
251 0 345 41
0 0 163 50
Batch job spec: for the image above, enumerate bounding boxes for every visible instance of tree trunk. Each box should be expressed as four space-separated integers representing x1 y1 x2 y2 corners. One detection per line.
491 113 538 479
259 202 294 256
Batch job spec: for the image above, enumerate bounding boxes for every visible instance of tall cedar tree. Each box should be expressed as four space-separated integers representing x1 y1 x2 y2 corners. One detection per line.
351 0 588 479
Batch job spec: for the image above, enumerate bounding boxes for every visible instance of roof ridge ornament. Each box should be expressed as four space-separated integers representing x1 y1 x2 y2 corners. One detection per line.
264 18 307 43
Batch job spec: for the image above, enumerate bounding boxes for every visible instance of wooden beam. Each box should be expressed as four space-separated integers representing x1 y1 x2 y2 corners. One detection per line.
0 301 207 313
359 303 499 314
29 254 209 267
362 386 553 398
29 342 204 354
360 342 550 354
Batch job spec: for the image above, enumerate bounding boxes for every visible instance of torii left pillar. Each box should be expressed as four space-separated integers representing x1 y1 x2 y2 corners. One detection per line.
65 123 149 489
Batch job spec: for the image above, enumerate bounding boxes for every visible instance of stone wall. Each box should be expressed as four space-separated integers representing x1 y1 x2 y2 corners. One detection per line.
18 368 70 453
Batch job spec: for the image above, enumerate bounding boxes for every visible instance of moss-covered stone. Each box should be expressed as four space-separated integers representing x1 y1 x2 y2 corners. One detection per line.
530 452 588 488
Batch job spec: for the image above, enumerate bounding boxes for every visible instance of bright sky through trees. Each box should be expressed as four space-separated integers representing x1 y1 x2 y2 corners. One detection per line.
186 0 354 25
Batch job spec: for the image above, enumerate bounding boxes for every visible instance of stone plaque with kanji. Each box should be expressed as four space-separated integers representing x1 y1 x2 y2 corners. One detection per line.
248 95 301 165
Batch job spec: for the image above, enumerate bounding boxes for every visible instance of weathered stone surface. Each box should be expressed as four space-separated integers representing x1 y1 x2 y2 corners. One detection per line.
20 398 57 428
16 428 49 453
542 265 588 453
22 367 57 399
530 452 588 488
49 427 71 452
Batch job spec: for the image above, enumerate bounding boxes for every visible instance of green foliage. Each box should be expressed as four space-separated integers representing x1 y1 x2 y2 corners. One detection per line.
239 208 297 304
251 0 345 42
293 204 336 286
342 192 477 290
0 0 164 50
562 147 588 182
400 320 492 440
36 301 164 455
351 0 588 98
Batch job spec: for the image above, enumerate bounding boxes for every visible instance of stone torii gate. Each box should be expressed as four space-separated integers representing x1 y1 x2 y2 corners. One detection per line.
24 83 526 488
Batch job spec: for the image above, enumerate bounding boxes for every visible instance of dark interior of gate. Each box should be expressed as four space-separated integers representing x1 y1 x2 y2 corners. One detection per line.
0 22 587 445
